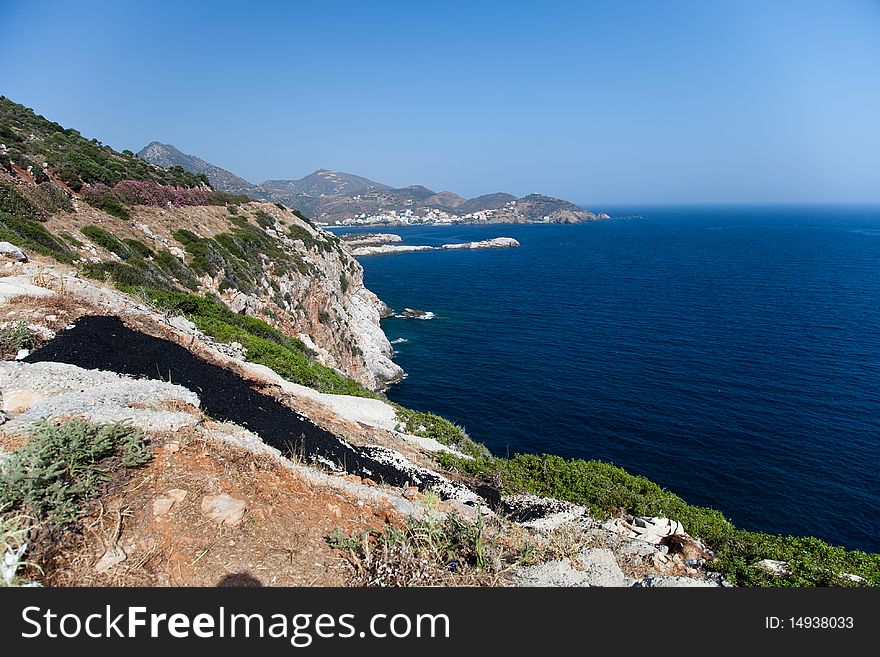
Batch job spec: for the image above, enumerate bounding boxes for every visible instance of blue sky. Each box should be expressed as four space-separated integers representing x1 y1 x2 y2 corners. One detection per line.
2 0 879 205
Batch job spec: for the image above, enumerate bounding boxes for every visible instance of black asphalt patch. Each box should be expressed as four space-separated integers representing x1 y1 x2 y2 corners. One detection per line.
25 315 460 494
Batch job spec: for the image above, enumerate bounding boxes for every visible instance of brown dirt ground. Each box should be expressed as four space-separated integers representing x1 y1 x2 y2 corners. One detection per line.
31 428 404 587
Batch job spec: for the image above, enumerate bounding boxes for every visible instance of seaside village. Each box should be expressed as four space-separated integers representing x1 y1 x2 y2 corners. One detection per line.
323 199 540 227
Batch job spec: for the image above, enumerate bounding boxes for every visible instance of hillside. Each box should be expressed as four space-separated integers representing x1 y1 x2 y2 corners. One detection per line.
263 169 389 197
137 142 265 197
137 141 610 225
1 98 400 390
1 97 877 589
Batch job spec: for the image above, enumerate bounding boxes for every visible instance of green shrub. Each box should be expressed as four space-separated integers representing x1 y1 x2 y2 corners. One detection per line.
0 211 74 263
0 320 37 357
0 421 151 526
32 181 73 214
206 191 251 205
253 209 275 229
153 250 198 290
288 224 316 245
0 178 43 221
433 450 880 587
127 287 376 398
395 406 488 458
80 225 130 259
291 208 312 225
59 231 82 247
121 237 154 259
98 195 130 220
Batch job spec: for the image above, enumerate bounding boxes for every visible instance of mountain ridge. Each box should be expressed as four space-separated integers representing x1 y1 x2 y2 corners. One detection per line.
137 141 609 225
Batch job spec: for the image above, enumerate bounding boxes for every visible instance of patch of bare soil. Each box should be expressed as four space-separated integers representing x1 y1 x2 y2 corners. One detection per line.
37 428 402 587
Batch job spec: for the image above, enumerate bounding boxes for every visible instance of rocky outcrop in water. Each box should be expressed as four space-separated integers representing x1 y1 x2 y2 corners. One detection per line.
349 234 520 257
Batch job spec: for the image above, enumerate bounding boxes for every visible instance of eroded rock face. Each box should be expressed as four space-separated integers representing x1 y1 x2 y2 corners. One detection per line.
182 209 403 391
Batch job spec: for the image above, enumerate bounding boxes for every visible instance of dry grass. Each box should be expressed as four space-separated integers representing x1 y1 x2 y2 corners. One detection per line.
32 425 400 587
0 292 98 329
328 512 535 587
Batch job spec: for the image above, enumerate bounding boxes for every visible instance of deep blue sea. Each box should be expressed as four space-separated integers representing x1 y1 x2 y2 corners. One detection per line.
335 206 880 552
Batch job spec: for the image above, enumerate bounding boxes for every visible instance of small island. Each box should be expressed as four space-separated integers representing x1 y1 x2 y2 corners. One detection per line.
340 233 520 256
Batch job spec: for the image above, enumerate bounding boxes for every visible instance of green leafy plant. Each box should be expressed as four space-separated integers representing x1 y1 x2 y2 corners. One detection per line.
395 406 489 458
0 320 37 356
253 209 275 229
0 420 151 526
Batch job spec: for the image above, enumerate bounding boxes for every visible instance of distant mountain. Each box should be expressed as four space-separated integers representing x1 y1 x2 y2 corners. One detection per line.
456 192 517 214
137 142 265 196
263 169 388 197
137 141 608 224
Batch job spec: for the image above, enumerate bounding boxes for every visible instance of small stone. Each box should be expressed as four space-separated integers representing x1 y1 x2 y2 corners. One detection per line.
167 488 188 502
576 548 628 587
95 545 127 573
201 494 247 526
0 242 28 262
153 489 187 517
152 496 175 517
45 314 58 322
14 349 29 360
402 486 419 500
165 442 181 453
2 388 43 413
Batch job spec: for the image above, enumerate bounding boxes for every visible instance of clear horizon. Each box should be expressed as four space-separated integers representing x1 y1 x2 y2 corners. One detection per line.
2 0 879 205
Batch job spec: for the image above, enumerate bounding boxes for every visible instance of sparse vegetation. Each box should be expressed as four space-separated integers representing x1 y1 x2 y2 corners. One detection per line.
93 194 131 220
327 513 508 586
395 406 488 458
0 319 37 357
0 421 151 527
253 209 275 229
172 218 314 294
128 287 376 397
0 96 205 190
0 511 38 587
81 225 131 259
0 210 75 263
0 179 74 262
434 450 880 587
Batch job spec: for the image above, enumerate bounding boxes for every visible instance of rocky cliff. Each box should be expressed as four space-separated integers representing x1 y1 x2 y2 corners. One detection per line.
53 201 403 391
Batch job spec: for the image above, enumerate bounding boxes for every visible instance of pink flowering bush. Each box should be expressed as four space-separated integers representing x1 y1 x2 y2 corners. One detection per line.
82 180 249 215
109 179 212 207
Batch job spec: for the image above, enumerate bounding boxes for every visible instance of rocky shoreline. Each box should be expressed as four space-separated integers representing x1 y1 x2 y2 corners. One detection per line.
341 233 520 257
